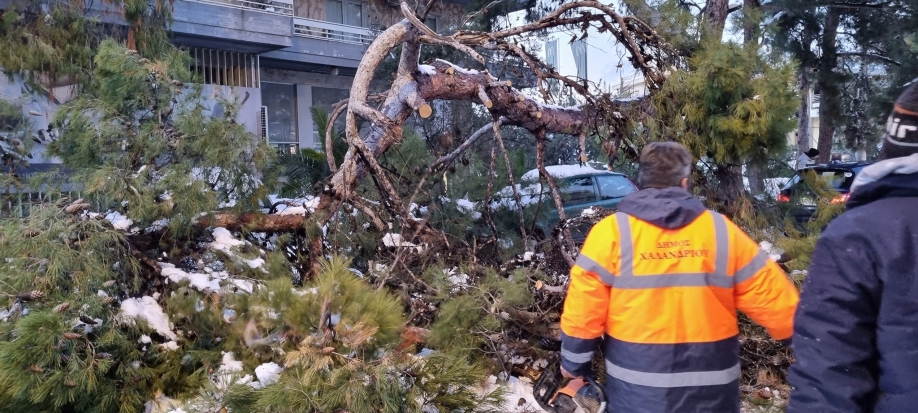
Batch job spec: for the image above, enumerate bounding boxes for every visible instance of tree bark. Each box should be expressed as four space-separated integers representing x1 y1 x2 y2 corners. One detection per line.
704 0 731 38
715 165 747 212
197 213 305 232
744 0 766 194
797 67 811 155
816 8 841 163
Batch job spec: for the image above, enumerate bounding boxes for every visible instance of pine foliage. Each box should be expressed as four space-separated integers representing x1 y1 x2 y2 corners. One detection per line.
47 40 273 236
652 40 798 168
0 207 153 412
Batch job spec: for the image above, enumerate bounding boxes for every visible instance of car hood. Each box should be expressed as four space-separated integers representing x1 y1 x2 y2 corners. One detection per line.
617 187 707 229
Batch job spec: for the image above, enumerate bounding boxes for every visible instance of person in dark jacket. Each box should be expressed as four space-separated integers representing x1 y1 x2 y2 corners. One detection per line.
786 83 918 413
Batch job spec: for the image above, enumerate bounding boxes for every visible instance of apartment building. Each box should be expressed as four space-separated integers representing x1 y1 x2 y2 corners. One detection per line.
0 0 469 167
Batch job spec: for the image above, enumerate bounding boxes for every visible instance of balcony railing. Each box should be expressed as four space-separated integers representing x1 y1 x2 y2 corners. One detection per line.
293 18 375 45
186 0 293 16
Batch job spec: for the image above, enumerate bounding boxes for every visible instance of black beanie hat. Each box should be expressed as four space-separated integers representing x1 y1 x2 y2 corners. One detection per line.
882 83 918 160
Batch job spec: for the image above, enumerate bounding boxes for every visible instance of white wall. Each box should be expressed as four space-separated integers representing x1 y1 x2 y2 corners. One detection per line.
200 84 262 137
0 75 74 164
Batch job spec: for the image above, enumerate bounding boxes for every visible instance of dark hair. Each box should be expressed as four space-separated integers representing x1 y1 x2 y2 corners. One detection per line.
636 142 693 189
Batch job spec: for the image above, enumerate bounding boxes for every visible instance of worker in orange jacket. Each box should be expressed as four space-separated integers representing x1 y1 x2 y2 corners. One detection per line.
559 142 800 413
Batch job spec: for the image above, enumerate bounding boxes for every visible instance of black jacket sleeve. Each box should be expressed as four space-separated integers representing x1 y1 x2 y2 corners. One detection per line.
786 230 881 413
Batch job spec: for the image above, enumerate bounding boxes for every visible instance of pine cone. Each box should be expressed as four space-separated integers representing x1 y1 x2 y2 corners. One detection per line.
16 291 44 301
62 332 81 340
60 354 71 364
321 347 336 355
94 352 112 360
102 280 116 288
64 202 90 214
21 229 40 237
53 302 71 313
29 364 43 372
103 296 117 304
64 379 77 387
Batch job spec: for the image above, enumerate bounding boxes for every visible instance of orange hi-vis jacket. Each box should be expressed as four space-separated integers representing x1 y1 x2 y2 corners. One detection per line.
559 187 800 413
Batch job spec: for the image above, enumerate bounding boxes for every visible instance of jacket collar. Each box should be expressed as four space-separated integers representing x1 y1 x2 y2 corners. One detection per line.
849 154 918 209
617 187 707 229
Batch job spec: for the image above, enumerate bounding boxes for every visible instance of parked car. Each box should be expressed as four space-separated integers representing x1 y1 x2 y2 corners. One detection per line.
532 167 637 241
776 161 874 224
491 165 638 242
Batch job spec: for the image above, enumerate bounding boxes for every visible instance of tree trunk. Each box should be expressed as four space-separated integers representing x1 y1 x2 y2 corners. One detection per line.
797 67 811 154
715 165 746 214
816 8 841 164
704 0 731 39
743 0 765 194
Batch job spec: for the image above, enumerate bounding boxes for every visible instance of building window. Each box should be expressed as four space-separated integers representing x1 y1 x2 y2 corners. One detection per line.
311 87 349 150
327 0 363 27
545 39 559 70
571 39 587 79
261 82 299 153
424 16 438 33
185 47 259 88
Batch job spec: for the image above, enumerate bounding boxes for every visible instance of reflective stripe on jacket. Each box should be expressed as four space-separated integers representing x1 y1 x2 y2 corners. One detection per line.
560 196 799 413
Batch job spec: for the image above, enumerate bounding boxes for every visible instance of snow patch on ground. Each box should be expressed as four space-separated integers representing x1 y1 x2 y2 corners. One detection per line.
232 279 255 293
249 362 284 389
485 375 549 412
215 351 244 389
382 233 424 253
159 262 226 293
759 241 783 262
443 267 469 293
120 296 177 340
105 211 133 231
160 341 180 351
210 227 266 270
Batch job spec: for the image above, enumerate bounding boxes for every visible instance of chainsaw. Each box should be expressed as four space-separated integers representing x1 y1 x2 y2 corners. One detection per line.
532 364 607 413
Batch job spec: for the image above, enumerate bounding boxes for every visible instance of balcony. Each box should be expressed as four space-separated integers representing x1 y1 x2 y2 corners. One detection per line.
170 0 294 54
293 18 375 45
186 0 293 15
259 19 374 71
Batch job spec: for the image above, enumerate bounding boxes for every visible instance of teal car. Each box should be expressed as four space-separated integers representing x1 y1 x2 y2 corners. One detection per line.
536 170 638 241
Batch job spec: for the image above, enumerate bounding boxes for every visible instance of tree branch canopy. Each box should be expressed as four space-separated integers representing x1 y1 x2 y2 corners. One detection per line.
837 51 902 66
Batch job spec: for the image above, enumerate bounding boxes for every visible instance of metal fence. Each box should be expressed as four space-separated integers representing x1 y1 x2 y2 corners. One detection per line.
185 0 294 15
293 18 376 45
1 191 89 218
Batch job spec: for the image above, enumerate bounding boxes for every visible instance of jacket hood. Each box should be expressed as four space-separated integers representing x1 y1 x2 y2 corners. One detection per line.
617 187 707 229
848 154 918 209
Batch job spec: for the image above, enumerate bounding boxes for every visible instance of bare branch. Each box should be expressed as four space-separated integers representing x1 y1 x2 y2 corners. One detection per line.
492 120 528 244
403 2 486 64
837 52 902 66
535 129 575 266
325 100 348 173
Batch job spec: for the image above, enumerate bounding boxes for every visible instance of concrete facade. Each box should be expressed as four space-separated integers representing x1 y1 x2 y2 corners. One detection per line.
0 0 470 163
